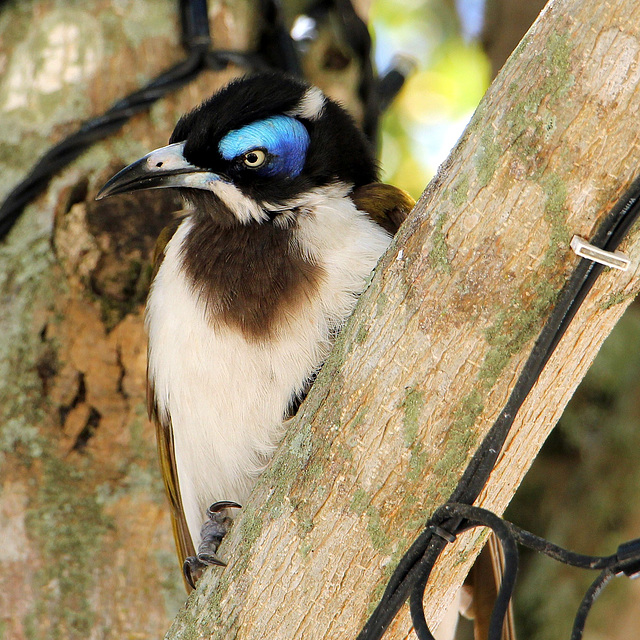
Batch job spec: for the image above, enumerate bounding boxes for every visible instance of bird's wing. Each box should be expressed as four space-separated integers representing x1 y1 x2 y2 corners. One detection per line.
350 182 415 234
151 400 196 567
462 532 517 640
147 218 196 579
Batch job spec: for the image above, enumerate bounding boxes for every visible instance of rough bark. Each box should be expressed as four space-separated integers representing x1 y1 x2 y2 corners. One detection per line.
0 2 387 639
163 0 640 638
0 2 256 639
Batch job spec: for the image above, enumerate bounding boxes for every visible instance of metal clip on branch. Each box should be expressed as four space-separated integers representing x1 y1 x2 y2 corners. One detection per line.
570 235 630 270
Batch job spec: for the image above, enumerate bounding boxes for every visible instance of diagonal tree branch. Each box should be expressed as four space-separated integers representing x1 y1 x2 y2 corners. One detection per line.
164 0 640 638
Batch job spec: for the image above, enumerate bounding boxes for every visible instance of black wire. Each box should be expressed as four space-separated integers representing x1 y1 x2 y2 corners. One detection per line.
406 504 640 640
258 0 303 76
508 524 616 570
447 508 519 640
409 505 520 640
180 0 211 49
570 568 615 640
357 530 446 640
406 540 445 640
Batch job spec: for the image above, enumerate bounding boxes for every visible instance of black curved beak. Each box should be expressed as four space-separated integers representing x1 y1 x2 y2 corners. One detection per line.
96 142 222 200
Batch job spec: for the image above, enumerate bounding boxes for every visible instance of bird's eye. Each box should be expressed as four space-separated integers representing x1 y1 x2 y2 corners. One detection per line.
242 149 267 168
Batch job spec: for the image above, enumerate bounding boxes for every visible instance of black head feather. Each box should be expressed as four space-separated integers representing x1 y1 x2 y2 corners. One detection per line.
169 72 378 206
171 73 307 159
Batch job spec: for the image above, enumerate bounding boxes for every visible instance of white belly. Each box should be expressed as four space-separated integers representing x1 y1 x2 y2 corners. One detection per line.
146 190 391 546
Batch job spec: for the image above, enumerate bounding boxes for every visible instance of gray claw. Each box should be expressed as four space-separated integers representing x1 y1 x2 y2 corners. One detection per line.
183 501 241 588
207 500 242 516
183 555 205 590
197 551 226 567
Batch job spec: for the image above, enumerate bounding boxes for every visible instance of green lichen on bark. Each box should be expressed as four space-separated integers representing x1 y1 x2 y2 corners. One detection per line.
541 172 571 260
407 442 430 481
365 505 391 553
355 322 369 344
599 289 633 310
402 387 424 446
450 174 470 207
479 172 569 388
428 210 452 273
26 456 113 640
433 389 483 479
475 130 502 187
506 30 575 174
350 487 371 515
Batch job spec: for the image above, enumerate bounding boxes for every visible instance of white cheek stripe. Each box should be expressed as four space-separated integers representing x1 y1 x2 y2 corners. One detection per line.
210 181 270 224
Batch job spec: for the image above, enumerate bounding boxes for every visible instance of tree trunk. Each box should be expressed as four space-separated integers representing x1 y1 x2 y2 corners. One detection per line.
0 2 388 639
163 0 640 638
0 2 257 639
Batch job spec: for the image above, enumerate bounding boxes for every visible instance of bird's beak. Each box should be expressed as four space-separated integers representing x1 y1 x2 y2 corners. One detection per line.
96 142 222 200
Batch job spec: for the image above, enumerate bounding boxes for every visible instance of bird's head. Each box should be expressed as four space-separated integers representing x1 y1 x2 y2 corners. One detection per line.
97 73 378 226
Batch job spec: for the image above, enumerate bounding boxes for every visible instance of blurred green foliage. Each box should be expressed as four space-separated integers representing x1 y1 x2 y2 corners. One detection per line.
372 0 490 198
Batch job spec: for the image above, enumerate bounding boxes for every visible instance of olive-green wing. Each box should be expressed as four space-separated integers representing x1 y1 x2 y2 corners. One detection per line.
147 217 196 589
149 397 196 575
351 182 415 235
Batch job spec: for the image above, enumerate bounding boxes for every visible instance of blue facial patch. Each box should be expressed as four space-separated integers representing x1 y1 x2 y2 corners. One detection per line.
218 115 310 178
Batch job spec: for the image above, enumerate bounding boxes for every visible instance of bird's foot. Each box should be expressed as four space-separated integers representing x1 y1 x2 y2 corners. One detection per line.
196 500 241 565
183 500 242 589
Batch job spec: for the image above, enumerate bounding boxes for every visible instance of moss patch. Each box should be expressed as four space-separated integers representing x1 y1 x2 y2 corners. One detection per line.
288 423 314 463
355 322 369 344
363 536 413 620
350 487 370 515
407 441 429 481
541 172 571 264
475 131 502 188
507 31 575 174
376 291 388 317
366 506 391 553
480 168 569 390
429 211 452 274
27 455 113 640
433 390 483 479
599 290 632 310
450 174 470 208
402 387 424 446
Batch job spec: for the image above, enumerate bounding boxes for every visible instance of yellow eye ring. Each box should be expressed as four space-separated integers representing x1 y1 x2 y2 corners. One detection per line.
242 149 267 168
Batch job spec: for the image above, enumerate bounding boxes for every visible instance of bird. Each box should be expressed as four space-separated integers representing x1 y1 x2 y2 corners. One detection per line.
97 71 415 589
97 72 516 640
